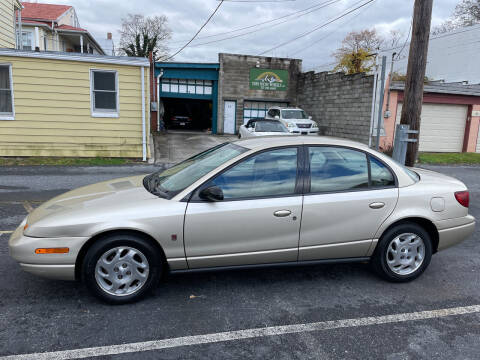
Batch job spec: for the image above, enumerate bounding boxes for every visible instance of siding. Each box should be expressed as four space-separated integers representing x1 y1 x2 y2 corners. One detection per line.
0 55 150 158
0 0 16 49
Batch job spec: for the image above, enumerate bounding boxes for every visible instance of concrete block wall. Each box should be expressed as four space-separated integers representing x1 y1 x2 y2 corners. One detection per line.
297 71 374 144
218 53 302 134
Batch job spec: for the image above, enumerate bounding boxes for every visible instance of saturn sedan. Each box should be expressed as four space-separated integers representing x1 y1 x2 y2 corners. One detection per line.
9 136 475 304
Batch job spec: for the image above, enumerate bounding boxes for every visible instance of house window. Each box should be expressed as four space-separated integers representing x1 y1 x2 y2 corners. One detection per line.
90 70 118 117
18 31 33 50
0 65 14 120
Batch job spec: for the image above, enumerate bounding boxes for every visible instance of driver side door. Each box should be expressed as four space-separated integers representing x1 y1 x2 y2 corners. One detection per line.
184 147 303 269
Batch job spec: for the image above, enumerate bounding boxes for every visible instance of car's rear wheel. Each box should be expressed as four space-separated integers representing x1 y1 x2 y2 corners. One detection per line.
372 222 432 282
82 233 162 304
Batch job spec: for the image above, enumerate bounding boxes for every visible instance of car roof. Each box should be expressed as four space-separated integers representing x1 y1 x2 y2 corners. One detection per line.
232 135 370 151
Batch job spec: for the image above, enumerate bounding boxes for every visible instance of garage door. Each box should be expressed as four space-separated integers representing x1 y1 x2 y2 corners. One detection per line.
243 101 287 125
396 103 467 152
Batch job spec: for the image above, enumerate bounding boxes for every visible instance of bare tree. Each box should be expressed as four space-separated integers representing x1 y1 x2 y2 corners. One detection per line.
432 0 480 35
119 14 172 60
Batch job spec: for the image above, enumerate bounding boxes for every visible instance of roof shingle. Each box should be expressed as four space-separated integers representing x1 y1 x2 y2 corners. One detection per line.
21 2 72 21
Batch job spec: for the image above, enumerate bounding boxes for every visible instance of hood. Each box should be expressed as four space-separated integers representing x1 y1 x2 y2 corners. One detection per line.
25 175 158 234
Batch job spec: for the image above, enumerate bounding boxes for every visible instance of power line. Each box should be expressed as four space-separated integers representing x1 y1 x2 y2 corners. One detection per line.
258 0 375 56
169 0 342 44
290 0 375 56
166 1 225 60
187 0 343 48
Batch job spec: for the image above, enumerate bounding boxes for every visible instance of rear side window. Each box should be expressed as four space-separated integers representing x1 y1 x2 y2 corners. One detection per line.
370 156 395 187
308 147 396 193
309 147 369 192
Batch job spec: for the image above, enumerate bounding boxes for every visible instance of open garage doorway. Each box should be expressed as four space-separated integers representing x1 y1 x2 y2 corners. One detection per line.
163 98 212 132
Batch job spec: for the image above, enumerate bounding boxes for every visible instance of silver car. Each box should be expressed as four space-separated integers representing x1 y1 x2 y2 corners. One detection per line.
9 136 476 304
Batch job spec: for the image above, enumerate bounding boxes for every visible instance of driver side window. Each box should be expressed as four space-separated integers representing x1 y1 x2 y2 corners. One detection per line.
204 147 298 200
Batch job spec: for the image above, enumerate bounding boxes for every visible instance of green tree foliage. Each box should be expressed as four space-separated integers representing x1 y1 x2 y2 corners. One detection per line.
123 33 158 58
333 29 383 74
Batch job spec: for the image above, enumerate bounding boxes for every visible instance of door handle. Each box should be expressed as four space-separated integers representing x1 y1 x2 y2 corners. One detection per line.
369 202 385 209
274 210 291 217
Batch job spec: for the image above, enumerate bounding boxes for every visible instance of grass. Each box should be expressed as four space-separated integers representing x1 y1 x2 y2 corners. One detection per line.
0 157 140 166
418 152 480 165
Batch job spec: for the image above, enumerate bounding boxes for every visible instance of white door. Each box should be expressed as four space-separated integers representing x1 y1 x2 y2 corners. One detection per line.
223 101 236 134
396 103 467 152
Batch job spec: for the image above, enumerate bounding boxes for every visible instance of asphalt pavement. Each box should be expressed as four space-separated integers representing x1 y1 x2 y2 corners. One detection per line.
0 164 479 359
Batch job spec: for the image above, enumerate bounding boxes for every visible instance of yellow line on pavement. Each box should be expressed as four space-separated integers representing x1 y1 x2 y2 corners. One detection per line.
0 231 13 234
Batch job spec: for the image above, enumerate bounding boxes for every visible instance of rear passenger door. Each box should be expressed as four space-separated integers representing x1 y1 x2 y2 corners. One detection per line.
299 146 398 261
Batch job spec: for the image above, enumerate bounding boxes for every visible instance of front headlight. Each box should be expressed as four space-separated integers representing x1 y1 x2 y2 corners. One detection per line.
286 122 295 128
311 122 318 129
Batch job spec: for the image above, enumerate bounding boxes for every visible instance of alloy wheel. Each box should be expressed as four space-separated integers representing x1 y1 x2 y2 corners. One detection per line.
95 246 150 296
386 233 425 276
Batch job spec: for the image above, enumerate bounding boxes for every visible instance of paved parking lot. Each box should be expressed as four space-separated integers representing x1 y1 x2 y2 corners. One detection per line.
0 164 479 359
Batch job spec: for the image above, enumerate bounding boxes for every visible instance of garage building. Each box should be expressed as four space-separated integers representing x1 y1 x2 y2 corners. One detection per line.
383 82 480 153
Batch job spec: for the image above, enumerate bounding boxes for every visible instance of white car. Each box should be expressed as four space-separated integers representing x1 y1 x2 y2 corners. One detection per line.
238 118 293 138
265 107 319 135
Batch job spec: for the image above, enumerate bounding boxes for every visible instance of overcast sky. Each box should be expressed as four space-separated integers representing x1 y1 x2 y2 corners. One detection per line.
34 0 458 70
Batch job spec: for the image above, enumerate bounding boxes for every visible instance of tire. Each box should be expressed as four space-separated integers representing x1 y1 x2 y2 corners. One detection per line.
372 222 432 282
82 233 163 304
238 133 242 139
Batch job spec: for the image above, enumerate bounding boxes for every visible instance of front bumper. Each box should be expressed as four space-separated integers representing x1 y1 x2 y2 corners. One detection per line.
9 223 88 280
436 215 475 251
290 128 318 135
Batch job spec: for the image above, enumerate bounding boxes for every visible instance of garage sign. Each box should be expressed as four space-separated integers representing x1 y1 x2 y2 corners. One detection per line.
249 69 288 91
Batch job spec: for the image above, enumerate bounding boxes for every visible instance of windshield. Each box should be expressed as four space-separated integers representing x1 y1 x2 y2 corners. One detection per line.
255 121 287 132
281 109 308 119
143 143 248 199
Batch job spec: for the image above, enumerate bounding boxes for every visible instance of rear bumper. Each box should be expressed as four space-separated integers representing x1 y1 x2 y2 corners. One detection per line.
437 215 475 251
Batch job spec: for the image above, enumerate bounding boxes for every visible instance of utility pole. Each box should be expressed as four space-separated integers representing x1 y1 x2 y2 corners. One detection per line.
399 0 433 166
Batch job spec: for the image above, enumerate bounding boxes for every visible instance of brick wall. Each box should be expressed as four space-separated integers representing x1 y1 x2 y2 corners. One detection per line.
297 71 374 144
218 53 302 134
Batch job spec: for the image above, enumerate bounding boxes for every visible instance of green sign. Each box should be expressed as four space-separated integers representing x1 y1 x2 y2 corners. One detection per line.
249 68 288 91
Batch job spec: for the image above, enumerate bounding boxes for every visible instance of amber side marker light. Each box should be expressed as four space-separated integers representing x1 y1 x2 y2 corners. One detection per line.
35 248 69 254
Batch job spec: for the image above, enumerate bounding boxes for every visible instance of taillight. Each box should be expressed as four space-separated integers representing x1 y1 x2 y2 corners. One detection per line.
455 191 469 208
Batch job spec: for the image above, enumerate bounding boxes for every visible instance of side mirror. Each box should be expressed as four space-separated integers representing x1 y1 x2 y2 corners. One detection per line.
199 185 224 202
274 115 280 119
308 116 312 120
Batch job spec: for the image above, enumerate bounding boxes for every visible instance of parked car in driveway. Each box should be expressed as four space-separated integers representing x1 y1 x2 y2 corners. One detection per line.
265 107 319 135
9 136 475 304
238 118 292 138
169 115 193 129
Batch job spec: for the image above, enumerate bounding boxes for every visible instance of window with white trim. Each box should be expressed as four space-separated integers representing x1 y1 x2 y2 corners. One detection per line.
17 31 34 50
0 65 14 119
91 70 118 117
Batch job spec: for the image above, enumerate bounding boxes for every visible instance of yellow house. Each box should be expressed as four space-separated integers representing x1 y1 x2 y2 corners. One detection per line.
0 49 151 159
0 0 22 48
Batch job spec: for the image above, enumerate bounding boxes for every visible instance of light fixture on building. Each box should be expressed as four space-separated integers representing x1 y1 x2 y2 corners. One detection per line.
255 60 260 68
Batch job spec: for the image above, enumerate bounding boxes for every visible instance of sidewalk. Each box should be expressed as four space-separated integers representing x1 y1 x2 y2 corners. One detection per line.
153 131 237 164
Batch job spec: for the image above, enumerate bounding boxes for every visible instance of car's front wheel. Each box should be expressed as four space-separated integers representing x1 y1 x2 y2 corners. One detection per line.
372 222 432 282
82 233 162 304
